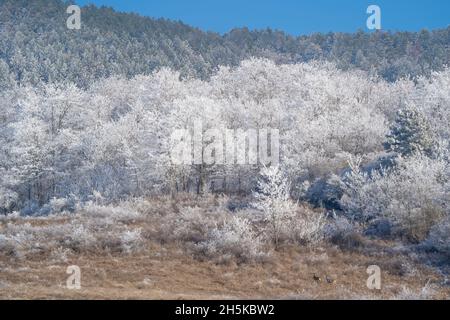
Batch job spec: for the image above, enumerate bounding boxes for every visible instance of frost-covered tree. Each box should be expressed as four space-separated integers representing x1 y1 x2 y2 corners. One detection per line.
253 166 296 248
384 107 435 157
0 58 448 222
338 155 448 240
253 166 325 247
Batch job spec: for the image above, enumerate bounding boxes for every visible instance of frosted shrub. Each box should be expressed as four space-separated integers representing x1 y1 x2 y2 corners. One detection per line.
425 215 450 256
122 198 155 215
39 197 76 215
49 198 70 213
120 228 144 254
0 187 18 214
80 202 141 222
159 205 266 262
323 214 356 238
253 166 297 248
339 155 448 241
393 282 436 300
0 222 70 257
50 247 71 263
165 207 226 243
0 211 20 222
290 206 326 245
0 234 18 257
253 166 325 247
65 225 97 251
337 169 388 223
197 216 266 262
0 213 149 255
322 214 367 250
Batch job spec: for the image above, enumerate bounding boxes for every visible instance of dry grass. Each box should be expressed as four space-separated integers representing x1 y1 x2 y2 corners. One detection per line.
0 197 448 300
0 243 448 300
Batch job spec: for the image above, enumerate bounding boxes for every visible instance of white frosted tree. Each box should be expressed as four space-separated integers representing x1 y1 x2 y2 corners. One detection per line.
384 106 435 157
339 154 448 240
253 166 297 248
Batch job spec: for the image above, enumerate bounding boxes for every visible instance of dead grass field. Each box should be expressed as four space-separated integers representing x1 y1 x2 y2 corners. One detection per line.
0 196 449 300
1 229 448 299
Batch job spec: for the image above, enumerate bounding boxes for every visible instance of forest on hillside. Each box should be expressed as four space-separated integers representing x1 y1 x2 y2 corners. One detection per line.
1 58 449 248
1 0 450 89
0 0 449 300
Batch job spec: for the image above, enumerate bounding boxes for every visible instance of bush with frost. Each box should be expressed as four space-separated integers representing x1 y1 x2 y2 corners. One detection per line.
0 187 18 214
0 222 63 257
0 234 18 257
253 166 325 247
338 155 448 241
393 282 436 300
159 205 267 262
79 201 142 222
64 224 97 251
323 214 356 239
3 220 98 252
120 228 144 254
253 166 297 247
424 215 450 256
38 197 77 215
196 216 266 262
288 206 326 245
163 206 227 243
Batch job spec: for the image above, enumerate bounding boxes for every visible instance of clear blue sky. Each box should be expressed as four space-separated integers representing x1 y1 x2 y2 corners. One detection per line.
76 0 450 35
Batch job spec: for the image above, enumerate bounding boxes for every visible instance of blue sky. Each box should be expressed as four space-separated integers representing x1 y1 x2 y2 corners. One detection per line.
76 0 450 35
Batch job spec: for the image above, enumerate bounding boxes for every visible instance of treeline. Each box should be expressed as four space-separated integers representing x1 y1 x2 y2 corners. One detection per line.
1 59 449 219
1 0 450 89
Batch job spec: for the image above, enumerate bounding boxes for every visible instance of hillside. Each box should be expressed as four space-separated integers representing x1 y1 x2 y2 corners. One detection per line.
0 0 449 301
0 0 449 89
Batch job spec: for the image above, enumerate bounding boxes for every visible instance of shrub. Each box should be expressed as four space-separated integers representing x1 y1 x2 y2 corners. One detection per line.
288 206 326 245
338 155 448 241
253 166 325 247
196 216 266 263
0 187 18 214
0 213 150 255
393 282 436 300
79 202 142 223
163 206 227 243
38 197 77 215
64 224 97 251
120 228 144 254
324 215 358 239
0 234 18 257
424 215 450 256
324 216 367 252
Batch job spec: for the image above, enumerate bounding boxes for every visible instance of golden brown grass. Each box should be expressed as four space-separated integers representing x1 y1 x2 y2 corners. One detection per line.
0 197 448 300
0 238 448 300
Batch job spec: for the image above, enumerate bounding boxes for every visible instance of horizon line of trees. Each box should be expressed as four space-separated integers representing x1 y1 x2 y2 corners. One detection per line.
1 0 450 90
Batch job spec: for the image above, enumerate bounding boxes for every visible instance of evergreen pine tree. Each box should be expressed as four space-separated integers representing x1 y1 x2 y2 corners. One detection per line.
384 107 435 157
